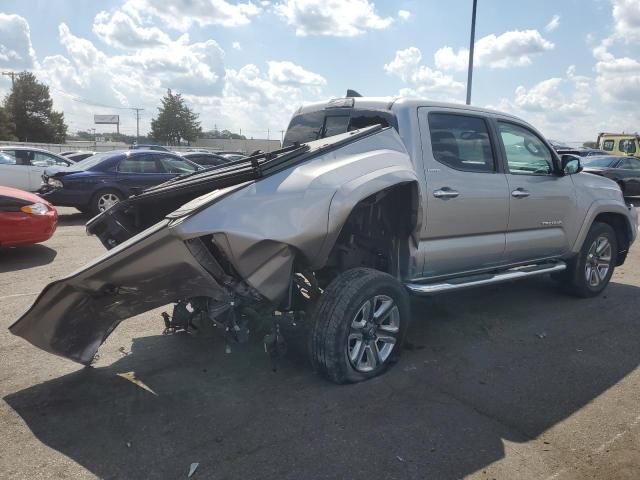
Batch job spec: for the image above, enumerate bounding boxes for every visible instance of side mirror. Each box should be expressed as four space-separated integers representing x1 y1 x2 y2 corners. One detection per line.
561 154 582 175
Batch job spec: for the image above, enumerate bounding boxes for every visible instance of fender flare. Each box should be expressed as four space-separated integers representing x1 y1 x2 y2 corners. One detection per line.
571 199 636 253
311 166 422 268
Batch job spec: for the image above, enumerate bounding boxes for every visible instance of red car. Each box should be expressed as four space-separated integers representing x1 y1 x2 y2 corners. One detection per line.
0 186 58 247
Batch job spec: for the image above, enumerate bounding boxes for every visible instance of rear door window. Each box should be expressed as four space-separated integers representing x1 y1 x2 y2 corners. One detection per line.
620 157 640 170
118 155 162 173
619 139 637 154
428 113 496 173
31 151 69 167
283 109 397 147
602 140 614 151
157 155 197 174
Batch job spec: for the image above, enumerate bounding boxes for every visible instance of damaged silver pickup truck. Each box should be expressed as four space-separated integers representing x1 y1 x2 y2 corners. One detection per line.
10 96 637 383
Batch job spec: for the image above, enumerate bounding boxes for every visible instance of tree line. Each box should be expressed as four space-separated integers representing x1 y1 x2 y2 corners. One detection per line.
0 71 244 145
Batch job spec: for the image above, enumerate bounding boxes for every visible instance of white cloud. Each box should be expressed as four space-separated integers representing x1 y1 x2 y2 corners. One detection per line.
594 45 640 103
434 46 468 72
0 13 36 69
232 41 242 50
435 29 554 71
267 61 326 86
275 0 393 37
93 10 171 49
10 18 324 137
384 47 465 98
208 62 325 133
612 0 640 42
487 66 595 139
59 23 106 68
123 0 261 31
514 67 591 116
398 10 411 21
545 14 560 32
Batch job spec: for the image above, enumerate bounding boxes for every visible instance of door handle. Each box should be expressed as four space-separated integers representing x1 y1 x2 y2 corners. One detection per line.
433 188 460 199
511 188 530 198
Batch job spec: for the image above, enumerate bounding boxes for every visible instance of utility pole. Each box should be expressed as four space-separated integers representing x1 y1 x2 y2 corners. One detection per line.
1 71 16 88
130 107 144 141
280 130 284 145
466 0 478 105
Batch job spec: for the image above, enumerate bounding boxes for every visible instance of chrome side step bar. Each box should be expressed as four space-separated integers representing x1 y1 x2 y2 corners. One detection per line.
405 261 566 296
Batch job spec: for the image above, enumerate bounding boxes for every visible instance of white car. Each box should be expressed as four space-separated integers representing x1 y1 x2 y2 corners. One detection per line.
0 147 73 192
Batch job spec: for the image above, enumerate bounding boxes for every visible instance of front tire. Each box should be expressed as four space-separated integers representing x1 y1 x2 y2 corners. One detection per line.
563 222 617 297
309 268 410 384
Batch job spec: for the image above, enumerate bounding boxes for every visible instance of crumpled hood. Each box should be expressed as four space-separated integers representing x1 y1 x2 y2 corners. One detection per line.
43 165 83 177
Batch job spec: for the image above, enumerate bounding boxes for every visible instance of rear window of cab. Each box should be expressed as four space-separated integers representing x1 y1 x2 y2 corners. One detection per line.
283 110 397 147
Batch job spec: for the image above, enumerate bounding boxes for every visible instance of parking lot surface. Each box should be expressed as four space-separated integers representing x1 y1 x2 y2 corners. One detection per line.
2 207 640 479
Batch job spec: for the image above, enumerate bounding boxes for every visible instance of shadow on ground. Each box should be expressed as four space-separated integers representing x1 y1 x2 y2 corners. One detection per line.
56 211 88 226
6 278 640 479
0 245 57 273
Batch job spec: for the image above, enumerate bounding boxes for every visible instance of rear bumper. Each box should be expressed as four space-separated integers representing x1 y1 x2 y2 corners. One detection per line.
9 221 230 364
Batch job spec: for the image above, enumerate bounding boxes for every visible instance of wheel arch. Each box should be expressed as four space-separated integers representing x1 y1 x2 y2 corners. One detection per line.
573 202 635 266
593 212 632 266
310 171 422 283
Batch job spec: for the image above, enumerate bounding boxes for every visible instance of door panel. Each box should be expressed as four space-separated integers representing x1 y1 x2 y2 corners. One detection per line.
497 121 577 262
418 108 509 278
0 151 31 191
0 164 30 190
617 157 640 196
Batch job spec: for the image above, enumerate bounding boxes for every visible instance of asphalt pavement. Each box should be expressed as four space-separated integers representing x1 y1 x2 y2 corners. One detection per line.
1 207 640 479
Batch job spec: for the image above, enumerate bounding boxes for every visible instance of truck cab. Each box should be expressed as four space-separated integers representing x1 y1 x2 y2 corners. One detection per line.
10 96 639 384
597 133 640 157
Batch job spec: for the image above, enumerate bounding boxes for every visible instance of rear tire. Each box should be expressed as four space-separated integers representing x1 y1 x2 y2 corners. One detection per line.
91 189 122 216
562 222 617 297
309 268 410 384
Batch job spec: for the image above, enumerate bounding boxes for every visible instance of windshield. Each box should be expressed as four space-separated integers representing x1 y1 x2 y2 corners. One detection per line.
583 156 617 168
72 151 117 170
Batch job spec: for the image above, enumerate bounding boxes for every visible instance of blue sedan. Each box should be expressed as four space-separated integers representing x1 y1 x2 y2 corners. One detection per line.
39 150 200 215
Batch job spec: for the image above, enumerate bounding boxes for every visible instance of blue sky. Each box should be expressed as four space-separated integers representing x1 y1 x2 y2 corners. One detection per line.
0 0 639 143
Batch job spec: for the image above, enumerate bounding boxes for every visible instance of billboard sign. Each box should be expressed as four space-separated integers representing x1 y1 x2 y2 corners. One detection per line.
94 115 119 124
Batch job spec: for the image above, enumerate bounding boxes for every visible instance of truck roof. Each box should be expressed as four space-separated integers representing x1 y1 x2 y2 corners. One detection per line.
295 96 523 122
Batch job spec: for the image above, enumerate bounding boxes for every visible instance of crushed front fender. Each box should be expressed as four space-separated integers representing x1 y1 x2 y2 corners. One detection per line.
9 220 230 364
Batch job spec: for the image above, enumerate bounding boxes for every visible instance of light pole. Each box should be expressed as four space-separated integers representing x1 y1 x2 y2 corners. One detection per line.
466 0 478 105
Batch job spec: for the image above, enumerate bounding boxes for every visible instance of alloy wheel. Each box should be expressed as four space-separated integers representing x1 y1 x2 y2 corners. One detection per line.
97 193 120 212
347 295 400 373
585 235 612 287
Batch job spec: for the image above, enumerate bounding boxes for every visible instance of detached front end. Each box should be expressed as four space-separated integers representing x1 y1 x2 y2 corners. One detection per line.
10 125 412 366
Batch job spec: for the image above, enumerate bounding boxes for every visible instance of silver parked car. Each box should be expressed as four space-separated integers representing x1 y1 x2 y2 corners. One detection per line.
10 97 637 384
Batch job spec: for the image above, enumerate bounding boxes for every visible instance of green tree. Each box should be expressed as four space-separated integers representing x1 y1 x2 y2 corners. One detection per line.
3 71 68 143
150 89 202 145
0 105 16 141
